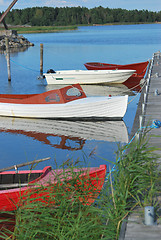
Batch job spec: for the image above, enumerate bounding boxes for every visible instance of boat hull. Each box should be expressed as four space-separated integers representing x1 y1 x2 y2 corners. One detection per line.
0 95 128 120
84 61 149 78
43 69 135 85
0 165 107 211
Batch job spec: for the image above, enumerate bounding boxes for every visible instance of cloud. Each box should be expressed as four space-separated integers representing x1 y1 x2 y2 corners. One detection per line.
43 0 78 7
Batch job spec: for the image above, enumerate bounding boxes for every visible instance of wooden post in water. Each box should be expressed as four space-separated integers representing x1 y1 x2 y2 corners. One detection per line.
5 37 11 81
40 43 43 76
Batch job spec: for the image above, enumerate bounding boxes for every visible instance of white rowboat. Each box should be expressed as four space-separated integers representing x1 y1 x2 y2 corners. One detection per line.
0 84 128 120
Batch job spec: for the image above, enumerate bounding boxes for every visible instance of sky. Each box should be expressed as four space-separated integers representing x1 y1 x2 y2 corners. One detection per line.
0 0 161 13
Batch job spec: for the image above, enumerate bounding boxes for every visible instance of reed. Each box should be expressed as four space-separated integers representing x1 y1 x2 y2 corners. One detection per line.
0 129 160 239
0 161 105 239
99 129 160 239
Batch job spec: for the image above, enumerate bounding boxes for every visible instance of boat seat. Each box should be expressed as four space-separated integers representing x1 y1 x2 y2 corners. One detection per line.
0 173 42 188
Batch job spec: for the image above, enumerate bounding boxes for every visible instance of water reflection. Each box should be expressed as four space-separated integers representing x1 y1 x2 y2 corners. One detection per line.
43 76 144 97
44 82 134 96
0 46 30 55
123 76 145 92
82 84 134 96
0 117 128 150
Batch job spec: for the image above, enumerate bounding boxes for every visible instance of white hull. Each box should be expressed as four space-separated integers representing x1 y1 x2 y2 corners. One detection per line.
0 95 128 120
43 69 135 85
0 117 128 143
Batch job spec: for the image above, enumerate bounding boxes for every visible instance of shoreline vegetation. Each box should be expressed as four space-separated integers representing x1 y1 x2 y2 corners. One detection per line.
0 6 161 34
0 22 159 34
0 25 78 34
1 6 161 28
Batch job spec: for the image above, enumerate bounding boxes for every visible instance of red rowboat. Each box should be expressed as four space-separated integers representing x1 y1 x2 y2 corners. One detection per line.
84 61 149 78
0 165 106 211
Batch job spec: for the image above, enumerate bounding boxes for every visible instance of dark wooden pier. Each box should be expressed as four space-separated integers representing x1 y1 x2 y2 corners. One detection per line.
119 51 161 239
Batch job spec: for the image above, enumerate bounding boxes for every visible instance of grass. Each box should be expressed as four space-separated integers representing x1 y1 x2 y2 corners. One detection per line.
0 128 160 239
0 25 78 34
99 129 160 239
0 22 155 34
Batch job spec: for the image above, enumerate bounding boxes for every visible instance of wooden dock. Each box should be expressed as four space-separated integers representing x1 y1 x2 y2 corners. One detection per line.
119 51 161 239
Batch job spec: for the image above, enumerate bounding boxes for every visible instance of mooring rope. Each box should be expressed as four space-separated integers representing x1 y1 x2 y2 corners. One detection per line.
9 58 40 73
127 78 147 105
3 52 40 73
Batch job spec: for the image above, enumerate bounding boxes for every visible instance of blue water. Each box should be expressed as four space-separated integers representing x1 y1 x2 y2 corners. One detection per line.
0 24 160 170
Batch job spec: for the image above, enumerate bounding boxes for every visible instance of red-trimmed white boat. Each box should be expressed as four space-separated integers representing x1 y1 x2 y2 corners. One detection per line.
0 164 107 211
0 84 128 120
84 61 149 78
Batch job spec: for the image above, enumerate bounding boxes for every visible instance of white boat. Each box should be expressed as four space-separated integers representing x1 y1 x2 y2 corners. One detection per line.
0 84 128 120
43 69 135 85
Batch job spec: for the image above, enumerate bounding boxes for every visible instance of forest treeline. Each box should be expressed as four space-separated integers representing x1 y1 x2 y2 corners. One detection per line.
2 6 161 26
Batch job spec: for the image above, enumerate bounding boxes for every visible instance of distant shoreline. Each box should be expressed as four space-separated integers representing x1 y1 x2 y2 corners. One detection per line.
0 25 78 34
0 22 159 34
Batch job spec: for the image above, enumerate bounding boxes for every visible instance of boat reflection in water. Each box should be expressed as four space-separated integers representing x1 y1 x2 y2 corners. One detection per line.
44 75 144 98
0 117 128 150
123 76 145 92
45 83 134 97
81 76 145 96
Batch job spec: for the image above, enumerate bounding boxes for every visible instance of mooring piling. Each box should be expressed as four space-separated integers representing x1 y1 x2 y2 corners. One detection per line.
5 37 11 81
40 43 43 76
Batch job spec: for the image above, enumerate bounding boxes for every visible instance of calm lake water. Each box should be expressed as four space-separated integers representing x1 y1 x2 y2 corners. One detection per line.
0 23 161 170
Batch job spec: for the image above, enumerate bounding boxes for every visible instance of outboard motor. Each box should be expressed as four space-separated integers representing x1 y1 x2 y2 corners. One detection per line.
47 69 56 73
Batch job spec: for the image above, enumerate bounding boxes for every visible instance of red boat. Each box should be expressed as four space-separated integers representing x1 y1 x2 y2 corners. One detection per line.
0 165 106 211
84 61 149 78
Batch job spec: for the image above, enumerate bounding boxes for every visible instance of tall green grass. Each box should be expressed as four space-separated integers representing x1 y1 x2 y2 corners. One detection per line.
0 129 160 239
99 130 160 239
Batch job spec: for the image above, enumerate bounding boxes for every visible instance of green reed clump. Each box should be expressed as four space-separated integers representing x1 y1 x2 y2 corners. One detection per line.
99 130 161 239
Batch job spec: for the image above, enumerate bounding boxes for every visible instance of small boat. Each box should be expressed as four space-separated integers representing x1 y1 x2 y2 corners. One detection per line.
0 164 107 211
43 69 135 85
0 84 128 120
84 61 149 78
